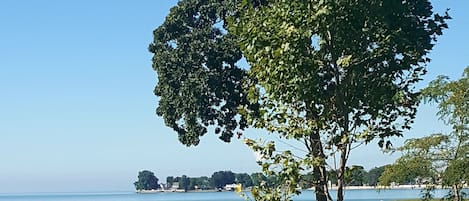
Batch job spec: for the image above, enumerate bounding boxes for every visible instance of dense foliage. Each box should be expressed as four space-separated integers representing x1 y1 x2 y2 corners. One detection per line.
150 0 449 200
211 171 236 188
344 166 366 186
179 175 190 191
366 166 387 186
166 176 174 189
232 1 449 200
236 173 254 188
149 0 252 146
140 166 387 191
134 170 160 190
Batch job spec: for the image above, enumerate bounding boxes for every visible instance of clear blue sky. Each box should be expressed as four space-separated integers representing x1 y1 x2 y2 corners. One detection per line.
0 0 467 194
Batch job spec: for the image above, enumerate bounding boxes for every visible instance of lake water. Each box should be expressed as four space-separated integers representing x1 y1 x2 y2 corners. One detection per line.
0 189 455 201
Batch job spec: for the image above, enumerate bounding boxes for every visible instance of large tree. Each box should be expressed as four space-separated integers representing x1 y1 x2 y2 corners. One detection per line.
196 176 212 190
134 170 160 191
344 165 366 186
211 171 236 189
179 175 190 191
380 67 469 201
150 0 449 200
366 165 387 186
166 176 174 189
236 173 254 188
232 1 448 201
379 135 442 187
149 0 252 146
251 172 267 187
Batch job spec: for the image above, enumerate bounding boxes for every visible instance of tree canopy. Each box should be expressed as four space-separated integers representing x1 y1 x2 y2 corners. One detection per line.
150 0 450 200
380 67 469 201
149 0 252 146
236 173 254 187
179 175 190 191
232 1 449 200
134 170 160 190
211 170 235 188
366 166 387 186
344 165 366 186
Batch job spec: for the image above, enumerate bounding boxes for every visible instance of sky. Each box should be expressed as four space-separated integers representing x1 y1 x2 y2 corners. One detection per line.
0 0 468 194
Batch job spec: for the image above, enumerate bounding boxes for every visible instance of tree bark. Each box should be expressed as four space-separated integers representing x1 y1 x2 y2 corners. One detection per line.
453 184 460 201
309 132 333 201
336 146 348 201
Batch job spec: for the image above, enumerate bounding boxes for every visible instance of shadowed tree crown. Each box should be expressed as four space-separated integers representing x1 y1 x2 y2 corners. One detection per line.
149 0 253 146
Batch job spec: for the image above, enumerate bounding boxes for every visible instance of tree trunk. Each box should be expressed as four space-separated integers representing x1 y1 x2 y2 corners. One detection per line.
337 179 344 201
336 146 348 201
313 167 328 201
312 161 333 201
311 132 333 201
453 184 460 201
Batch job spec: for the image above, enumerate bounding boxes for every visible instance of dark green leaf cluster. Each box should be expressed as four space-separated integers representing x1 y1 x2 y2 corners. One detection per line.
365 165 387 186
344 165 366 186
179 175 190 191
166 171 258 191
443 159 469 187
168 175 212 190
134 170 160 190
150 0 254 146
211 170 235 188
235 173 254 187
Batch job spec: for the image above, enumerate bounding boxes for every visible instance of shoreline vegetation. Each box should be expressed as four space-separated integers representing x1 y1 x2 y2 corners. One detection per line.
136 184 467 194
134 169 469 195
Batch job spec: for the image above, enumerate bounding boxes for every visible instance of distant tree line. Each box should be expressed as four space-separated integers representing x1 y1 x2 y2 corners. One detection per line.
135 170 251 191
134 166 391 191
378 67 469 201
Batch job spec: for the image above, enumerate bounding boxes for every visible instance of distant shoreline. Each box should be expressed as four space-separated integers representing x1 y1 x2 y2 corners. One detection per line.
136 184 463 194
136 189 219 193
330 184 438 190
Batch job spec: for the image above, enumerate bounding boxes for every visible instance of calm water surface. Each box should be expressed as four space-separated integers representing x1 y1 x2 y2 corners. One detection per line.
0 189 453 201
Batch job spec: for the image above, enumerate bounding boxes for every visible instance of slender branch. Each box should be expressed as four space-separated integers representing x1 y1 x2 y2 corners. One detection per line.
275 136 309 154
